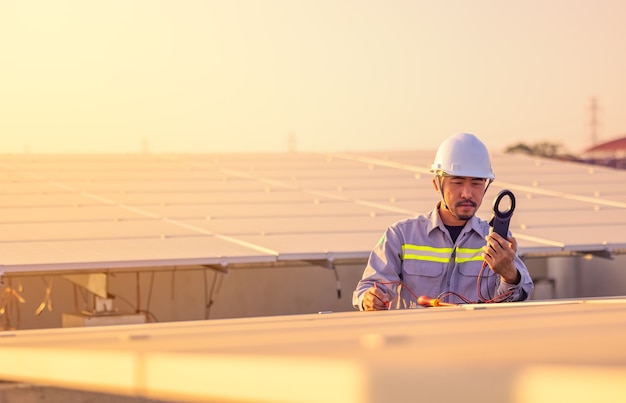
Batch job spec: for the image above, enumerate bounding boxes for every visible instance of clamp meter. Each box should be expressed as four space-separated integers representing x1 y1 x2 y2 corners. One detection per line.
489 189 515 239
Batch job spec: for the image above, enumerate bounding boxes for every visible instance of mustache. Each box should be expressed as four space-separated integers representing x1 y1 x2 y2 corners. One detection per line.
456 199 477 208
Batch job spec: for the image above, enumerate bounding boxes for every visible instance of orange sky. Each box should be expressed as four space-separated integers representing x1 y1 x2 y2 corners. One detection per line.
1 0 625 154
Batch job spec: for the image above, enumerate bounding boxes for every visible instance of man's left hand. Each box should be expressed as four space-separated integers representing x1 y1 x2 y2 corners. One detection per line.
483 232 520 284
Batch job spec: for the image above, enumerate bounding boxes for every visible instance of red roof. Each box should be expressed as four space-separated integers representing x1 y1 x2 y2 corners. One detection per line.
585 136 626 153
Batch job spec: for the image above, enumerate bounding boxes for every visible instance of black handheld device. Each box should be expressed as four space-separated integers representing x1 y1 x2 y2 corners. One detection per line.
489 190 516 239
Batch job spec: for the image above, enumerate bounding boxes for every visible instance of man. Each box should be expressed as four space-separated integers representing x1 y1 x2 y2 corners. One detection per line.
353 133 534 310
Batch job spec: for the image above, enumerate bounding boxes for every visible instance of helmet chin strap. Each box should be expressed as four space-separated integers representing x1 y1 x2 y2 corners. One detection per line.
441 197 466 223
436 175 449 210
436 175 461 222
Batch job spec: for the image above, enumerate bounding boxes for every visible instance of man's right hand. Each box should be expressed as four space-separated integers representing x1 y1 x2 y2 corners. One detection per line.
362 286 390 311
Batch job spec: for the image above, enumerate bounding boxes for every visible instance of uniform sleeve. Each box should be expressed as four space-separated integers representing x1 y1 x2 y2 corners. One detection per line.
495 254 534 301
352 226 404 310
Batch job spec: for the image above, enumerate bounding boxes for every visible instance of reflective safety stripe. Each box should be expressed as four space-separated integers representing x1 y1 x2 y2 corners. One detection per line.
455 247 484 263
402 244 484 263
402 245 453 263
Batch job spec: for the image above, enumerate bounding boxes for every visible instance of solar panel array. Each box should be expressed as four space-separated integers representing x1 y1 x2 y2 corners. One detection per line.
0 151 625 274
0 297 624 402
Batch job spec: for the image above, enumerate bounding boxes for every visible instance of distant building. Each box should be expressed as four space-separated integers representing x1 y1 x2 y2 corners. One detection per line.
580 136 626 169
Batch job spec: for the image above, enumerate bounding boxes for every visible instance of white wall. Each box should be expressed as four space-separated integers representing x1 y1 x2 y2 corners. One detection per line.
0 262 366 330
3 254 624 331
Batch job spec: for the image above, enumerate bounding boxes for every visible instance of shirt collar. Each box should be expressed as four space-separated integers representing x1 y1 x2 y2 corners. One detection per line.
428 201 482 236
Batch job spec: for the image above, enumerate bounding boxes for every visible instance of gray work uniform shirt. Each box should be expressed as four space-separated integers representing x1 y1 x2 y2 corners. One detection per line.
353 203 534 310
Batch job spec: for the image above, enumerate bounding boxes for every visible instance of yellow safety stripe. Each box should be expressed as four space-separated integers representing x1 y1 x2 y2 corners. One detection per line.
402 245 454 253
455 247 484 262
402 244 484 263
402 244 452 263
403 253 450 263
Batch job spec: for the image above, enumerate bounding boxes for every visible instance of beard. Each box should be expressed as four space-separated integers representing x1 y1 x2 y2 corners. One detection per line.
454 199 477 221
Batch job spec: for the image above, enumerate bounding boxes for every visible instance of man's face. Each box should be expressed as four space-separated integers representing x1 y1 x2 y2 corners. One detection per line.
440 175 487 222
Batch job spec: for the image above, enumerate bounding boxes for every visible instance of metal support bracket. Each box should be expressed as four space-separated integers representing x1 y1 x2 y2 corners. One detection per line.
305 259 342 299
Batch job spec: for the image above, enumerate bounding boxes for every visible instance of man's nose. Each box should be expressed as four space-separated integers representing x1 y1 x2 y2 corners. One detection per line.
460 181 473 197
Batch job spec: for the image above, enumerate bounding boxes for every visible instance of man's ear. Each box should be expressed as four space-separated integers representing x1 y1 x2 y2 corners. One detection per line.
432 178 439 191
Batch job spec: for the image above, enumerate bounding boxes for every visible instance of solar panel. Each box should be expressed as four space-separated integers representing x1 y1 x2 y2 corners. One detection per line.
0 236 276 273
0 151 624 274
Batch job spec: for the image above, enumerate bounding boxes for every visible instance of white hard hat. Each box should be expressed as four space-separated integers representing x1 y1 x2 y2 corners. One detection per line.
430 133 495 180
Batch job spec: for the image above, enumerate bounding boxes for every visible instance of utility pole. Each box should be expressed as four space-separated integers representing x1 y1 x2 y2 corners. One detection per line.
141 137 150 154
288 132 296 153
590 97 599 147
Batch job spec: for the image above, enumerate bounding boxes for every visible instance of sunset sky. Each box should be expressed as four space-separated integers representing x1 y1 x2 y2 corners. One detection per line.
1 0 625 154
